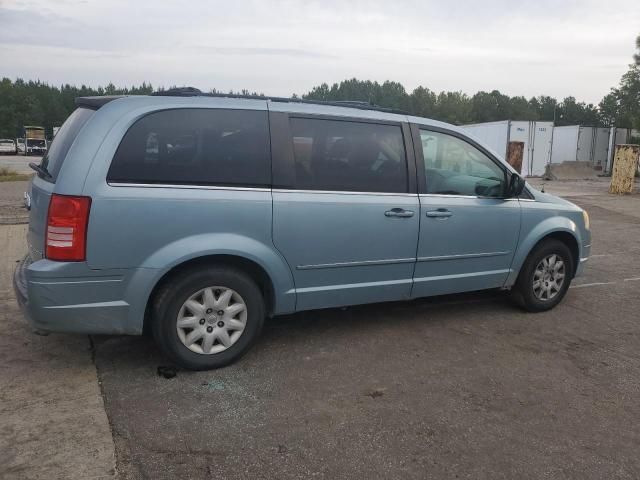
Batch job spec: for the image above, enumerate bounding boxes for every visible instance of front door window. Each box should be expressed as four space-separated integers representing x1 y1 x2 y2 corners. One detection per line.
420 130 506 198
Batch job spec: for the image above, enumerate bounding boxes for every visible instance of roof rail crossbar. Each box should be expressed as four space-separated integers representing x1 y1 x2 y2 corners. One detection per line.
150 88 407 115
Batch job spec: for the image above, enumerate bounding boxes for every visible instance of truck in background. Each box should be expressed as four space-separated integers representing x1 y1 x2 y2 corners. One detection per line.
23 126 47 156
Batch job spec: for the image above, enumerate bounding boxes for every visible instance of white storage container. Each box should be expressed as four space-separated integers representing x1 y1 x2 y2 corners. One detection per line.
550 126 580 164
462 121 510 159
461 120 553 177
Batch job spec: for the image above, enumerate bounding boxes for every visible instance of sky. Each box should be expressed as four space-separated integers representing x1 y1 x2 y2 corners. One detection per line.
0 0 638 104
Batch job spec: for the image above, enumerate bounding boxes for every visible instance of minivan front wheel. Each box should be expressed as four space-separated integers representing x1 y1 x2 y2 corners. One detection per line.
152 266 265 370
513 239 574 312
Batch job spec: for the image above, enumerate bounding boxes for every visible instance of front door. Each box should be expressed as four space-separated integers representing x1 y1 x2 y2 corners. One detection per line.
270 112 420 311
411 126 521 298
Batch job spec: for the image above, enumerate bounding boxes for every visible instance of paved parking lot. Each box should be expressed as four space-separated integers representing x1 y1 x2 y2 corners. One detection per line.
2 178 640 479
94 180 640 479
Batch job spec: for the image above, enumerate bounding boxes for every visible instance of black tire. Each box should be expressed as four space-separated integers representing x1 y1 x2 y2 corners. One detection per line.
512 239 574 312
152 265 265 370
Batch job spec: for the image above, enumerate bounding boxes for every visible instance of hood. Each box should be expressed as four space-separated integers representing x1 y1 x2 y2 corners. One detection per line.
526 183 582 211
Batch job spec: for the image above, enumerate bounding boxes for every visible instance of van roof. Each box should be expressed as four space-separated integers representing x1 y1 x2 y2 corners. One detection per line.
75 91 458 132
76 89 406 114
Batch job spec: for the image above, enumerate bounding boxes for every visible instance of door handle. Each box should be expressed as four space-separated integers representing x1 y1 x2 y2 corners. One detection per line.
426 209 453 218
385 208 415 218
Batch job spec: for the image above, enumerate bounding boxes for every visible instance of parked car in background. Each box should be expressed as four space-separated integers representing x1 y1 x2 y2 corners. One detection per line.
0 138 17 154
16 138 25 154
14 90 591 370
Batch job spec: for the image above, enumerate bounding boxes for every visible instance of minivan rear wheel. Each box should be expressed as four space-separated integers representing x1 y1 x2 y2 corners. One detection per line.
512 239 574 312
152 266 265 370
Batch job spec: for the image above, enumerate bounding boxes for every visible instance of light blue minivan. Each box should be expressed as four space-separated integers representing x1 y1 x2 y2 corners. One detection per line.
14 89 591 370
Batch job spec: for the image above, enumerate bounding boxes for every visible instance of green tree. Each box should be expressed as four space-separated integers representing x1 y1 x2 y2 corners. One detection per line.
409 86 437 118
598 91 619 126
434 91 473 125
596 34 640 129
470 91 500 122
616 65 640 128
508 95 537 120
555 97 599 126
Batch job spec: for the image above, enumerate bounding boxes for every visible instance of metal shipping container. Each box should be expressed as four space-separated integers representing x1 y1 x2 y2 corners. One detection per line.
550 126 581 164
462 120 552 177
593 127 611 169
461 121 510 159
550 126 631 173
576 127 596 163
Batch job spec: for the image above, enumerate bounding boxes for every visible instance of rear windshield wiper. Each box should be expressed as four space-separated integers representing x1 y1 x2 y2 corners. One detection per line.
29 162 53 181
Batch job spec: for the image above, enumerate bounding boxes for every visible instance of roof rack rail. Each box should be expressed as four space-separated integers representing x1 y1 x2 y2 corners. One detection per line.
151 87 203 96
150 87 407 115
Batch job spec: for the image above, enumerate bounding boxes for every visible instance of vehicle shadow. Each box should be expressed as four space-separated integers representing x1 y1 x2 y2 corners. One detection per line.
91 288 514 372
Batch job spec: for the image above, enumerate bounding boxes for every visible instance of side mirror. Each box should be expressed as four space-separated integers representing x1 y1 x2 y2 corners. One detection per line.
508 174 525 198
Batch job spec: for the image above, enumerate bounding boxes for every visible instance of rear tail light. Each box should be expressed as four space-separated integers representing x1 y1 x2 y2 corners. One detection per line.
46 194 91 261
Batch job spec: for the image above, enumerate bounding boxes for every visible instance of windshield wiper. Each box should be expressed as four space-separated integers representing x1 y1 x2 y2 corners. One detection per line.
29 162 53 180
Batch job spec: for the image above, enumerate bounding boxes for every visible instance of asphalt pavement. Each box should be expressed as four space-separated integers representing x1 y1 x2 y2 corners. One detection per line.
93 179 640 479
2 178 640 479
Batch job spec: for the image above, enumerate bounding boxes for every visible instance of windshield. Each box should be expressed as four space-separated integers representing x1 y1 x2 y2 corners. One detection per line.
40 107 95 181
27 139 46 147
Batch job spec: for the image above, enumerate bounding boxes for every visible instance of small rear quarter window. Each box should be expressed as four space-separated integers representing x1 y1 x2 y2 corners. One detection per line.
41 107 95 181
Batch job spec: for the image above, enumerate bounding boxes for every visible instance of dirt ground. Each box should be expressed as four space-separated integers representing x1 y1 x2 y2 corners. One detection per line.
0 155 37 175
0 180 30 224
3 177 640 479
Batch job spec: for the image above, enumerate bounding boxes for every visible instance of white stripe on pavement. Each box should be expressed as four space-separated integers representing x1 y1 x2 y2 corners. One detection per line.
570 282 616 289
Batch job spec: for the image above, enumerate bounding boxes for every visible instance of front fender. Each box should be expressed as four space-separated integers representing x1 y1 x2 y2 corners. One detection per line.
506 216 583 286
127 233 296 327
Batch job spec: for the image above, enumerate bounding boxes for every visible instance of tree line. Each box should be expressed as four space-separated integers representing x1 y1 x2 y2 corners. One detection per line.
0 36 638 139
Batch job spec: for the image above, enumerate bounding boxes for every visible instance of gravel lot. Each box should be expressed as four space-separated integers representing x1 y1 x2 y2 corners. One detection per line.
0 154 39 175
0 180 30 225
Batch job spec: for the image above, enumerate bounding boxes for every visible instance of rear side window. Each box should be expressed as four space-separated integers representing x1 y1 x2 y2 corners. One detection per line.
289 117 408 193
107 109 270 187
41 107 95 181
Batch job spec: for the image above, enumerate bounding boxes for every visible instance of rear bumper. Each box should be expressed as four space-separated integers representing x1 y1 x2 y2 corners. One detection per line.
13 255 156 335
13 255 41 332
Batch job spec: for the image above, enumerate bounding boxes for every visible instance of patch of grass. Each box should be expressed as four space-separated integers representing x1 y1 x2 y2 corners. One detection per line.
0 167 31 182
